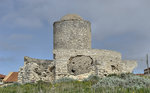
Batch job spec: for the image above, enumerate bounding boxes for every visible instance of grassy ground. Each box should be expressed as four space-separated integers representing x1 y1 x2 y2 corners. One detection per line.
0 74 150 93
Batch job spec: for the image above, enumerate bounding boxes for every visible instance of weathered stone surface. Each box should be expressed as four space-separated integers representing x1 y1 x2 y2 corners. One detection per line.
68 71 95 81
53 49 121 60
53 18 91 50
68 55 94 76
53 49 123 79
18 56 55 84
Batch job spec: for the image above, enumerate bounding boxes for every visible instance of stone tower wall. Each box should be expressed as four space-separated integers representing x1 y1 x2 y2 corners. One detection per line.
53 20 91 49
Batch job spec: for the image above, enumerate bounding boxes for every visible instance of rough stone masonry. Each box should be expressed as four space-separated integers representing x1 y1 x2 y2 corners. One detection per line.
18 14 137 84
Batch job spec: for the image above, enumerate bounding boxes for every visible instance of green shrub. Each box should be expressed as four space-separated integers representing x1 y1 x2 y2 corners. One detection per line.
54 77 76 83
1 74 150 93
93 74 150 89
92 76 126 88
107 73 118 77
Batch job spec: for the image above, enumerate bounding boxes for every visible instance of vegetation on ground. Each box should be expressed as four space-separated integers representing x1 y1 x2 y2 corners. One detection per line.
0 73 150 93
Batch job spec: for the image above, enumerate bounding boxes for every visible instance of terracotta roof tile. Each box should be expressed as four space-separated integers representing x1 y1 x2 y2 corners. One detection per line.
3 72 18 82
0 74 5 78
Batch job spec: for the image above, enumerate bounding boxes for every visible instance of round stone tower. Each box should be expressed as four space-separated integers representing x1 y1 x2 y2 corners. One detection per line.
53 14 91 49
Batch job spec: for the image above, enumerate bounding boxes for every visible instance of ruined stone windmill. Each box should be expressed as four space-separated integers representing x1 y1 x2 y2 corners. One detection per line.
18 14 137 83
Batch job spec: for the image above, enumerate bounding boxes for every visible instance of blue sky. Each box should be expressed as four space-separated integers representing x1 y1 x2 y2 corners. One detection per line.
0 0 150 75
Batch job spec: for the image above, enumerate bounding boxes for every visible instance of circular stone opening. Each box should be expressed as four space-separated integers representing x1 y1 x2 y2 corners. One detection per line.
67 55 93 76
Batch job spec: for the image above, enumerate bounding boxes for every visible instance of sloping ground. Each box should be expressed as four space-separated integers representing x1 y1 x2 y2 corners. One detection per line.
0 73 150 93
3 72 18 83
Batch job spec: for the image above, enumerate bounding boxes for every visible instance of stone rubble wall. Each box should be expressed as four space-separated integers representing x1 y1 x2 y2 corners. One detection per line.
53 49 124 80
18 50 137 83
18 56 55 84
54 59 95 80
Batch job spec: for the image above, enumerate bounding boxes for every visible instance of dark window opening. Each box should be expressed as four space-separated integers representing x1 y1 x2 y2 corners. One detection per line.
104 74 107 76
111 65 119 71
71 69 75 73
111 65 116 70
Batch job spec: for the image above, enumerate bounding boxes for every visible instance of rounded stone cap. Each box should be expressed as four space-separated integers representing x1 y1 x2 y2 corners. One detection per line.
60 14 83 21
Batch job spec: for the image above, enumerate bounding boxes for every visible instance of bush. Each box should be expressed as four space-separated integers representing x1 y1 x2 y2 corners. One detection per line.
107 73 118 77
93 73 150 89
1 74 150 93
125 75 150 88
92 76 126 88
54 77 76 83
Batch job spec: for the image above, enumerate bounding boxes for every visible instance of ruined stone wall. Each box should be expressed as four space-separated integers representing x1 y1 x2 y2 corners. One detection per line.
52 14 128 80
53 49 123 80
53 20 91 49
18 14 137 83
121 60 137 73
18 56 55 84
